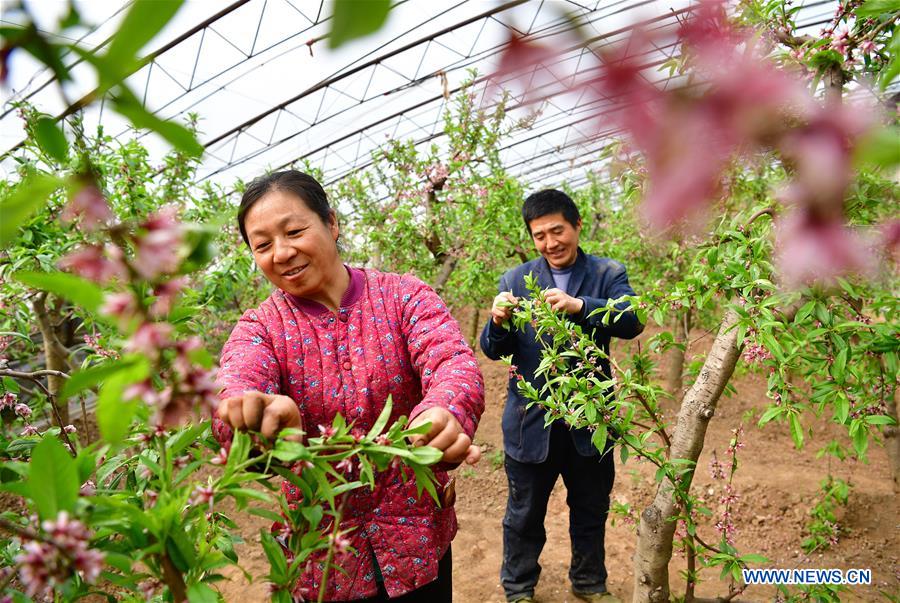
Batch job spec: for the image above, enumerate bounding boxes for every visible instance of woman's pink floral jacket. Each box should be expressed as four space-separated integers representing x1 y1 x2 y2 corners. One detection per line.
214 267 484 600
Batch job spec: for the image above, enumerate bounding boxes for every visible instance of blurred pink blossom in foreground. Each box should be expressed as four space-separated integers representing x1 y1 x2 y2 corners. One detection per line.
60 184 112 232
15 511 104 598
133 206 184 279
489 0 892 287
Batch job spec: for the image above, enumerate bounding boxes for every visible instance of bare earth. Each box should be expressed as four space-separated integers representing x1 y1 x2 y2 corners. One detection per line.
217 319 900 602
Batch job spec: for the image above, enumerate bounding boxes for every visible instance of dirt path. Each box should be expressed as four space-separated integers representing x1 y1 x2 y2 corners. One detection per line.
217 322 899 602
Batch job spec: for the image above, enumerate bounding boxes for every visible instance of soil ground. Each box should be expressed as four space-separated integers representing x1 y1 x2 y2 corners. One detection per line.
217 315 900 602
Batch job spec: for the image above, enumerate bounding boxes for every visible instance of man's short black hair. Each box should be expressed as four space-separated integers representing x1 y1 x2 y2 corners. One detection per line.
521 189 581 233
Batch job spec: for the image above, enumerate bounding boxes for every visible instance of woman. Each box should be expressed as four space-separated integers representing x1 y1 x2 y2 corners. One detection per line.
213 170 484 602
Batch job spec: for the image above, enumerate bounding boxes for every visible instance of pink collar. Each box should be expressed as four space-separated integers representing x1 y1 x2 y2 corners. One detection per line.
285 265 365 316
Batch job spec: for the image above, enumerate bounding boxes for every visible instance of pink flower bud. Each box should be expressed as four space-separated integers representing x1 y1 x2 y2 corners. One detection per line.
61 184 113 231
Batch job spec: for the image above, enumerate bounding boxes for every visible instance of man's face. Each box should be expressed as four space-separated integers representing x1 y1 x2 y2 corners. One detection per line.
528 212 582 269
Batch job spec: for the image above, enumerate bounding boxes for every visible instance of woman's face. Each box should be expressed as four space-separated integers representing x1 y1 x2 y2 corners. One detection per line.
243 189 341 299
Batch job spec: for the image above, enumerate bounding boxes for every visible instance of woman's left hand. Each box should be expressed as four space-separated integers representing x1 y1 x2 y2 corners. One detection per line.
408 407 481 466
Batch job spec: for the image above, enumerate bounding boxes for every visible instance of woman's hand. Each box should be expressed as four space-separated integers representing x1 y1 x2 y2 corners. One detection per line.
408 407 481 465
217 391 303 440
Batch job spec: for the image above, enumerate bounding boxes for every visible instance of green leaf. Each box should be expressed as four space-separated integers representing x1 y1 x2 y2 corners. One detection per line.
113 90 202 156
368 395 392 439
34 116 69 162
29 435 78 520
856 0 900 16
590 424 608 453
260 529 288 580
61 359 137 403
13 270 104 313
0 173 64 246
105 0 184 71
852 424 869 457
186 583 220 603
757 404 783 427
329 0 391 49
854 126 900 168
96 358 149 444
789 413 804 449
865 414 897 426
831 347 848 382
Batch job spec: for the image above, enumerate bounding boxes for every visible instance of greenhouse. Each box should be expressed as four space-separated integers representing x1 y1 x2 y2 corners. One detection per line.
0 0 897 601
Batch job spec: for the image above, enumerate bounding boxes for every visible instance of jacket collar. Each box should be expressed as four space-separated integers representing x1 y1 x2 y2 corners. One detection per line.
533 247 587 296
285 265 364 317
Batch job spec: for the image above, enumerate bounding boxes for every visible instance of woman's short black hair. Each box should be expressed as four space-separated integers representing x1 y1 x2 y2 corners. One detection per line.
237 170 331 246
521 189 581 233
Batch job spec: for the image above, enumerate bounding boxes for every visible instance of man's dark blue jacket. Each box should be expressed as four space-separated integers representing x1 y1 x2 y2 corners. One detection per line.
480 249 644 463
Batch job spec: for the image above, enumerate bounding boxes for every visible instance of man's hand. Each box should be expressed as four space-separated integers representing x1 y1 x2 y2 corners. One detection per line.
491 291 519 326
544 288 584 315
408 407 481 465
217 391 303 440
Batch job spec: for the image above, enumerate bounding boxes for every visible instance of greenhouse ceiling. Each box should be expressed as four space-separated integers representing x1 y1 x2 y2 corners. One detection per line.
1 0 842 195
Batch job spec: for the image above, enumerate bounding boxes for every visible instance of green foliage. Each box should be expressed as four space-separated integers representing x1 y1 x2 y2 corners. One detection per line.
28 435 78 520
329 0 392 49
0 173 64 247
802 477 850 553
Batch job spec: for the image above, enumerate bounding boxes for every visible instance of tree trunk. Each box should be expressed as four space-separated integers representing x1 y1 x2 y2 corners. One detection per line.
32 292 71 426
633 308 742 603
468 306 481 350
664 308 691 403
432 255 458 295
882 373 900 494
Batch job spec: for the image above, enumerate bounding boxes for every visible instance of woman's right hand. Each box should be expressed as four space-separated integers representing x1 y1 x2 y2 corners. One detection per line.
217 391 303 440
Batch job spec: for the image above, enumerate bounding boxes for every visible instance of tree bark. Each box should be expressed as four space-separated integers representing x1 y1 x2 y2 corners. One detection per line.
665 308 691 403
432 255 458 295
882 368 900 493
633 308 742 603
469 307 481 350
32 292 71 426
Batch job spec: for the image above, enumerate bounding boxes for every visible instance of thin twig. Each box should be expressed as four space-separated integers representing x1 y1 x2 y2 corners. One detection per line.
1 369 77 456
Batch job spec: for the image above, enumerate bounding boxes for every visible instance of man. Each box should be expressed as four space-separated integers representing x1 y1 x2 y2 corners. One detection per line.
480 189 644 603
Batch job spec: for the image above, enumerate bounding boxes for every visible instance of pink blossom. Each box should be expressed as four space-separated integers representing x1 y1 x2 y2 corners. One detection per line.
0 391 17 410
335 457 358 477
79 480 96 496
144 489 158 505
14 403 31 418
490 33 560 102
209 448 229 465
83 333 119 359
742 343 773 364
100 291 138 323
139 578 162 601
57 245 125 284
776 210 874 287
173 336 203 375
151 277 187 317
318 424 336 438
123 380 162 405
125 322 174 356
16 511 105 596
189 484 215 508
133 206 184 279
858 40 876 55
61 184 112 231
63 424 77 434
21 424 40 436
375 434 392 446
830 27 850 55
425 163 449 188
329 532 352 555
